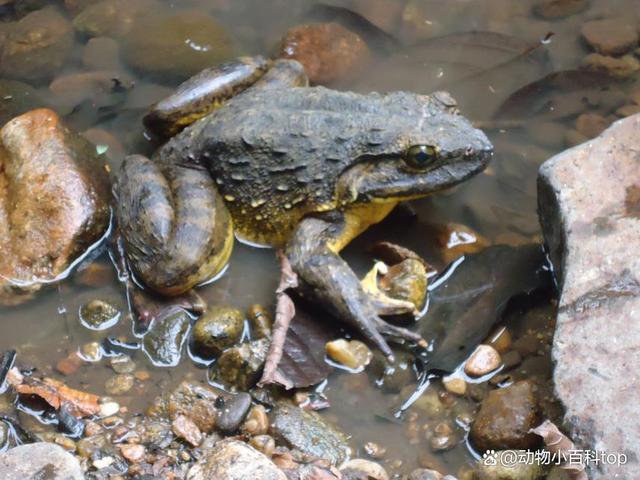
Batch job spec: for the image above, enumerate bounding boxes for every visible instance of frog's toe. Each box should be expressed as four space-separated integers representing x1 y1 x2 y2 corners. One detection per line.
373 318 425 346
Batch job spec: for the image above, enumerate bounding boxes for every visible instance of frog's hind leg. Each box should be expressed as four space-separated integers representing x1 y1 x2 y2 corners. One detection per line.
115 154 233 296
286 215 424 361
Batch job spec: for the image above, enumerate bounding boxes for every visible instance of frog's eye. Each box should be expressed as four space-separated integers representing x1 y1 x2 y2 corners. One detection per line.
404 145 438 170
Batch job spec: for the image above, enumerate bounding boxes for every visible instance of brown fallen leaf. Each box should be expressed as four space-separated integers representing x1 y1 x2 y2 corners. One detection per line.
531 419 588 480
16 376 100 418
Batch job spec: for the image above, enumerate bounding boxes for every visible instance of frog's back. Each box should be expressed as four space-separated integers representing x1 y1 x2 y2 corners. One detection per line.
156 87 456 246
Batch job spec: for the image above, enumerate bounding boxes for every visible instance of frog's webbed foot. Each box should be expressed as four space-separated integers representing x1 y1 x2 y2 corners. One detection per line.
361 262 419 317
286 216 424 361
115 155 233 296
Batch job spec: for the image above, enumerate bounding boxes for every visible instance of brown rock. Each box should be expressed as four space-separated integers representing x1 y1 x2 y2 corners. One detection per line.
280 22 371 85
464 345 501 377
0 8 74 83
470 380 540 451
172 414 203 447
187 439 286 480
341 459 389 480
64 0 101 14
119 443 145 463
0 109 110 305
582 53 640 78
538 113 640 480
574 112 608 138
533 0 588 19
581 18 639 56
160 381 221 434
56 353 83 376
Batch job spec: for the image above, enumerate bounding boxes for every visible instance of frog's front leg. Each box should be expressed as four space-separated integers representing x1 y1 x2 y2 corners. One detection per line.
286 215 424 361
116 155 234 296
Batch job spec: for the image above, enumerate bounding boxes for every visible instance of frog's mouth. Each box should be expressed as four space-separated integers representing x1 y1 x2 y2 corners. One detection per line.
336 147 493 204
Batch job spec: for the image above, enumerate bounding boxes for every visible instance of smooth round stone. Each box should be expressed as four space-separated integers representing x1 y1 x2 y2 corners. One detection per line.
464 345 501 377
216 392 251 434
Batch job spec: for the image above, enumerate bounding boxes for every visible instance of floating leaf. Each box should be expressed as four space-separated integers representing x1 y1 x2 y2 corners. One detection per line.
494 70 620 120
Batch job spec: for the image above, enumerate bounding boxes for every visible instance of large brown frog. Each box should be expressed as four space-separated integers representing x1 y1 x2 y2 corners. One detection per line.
116 57 493 359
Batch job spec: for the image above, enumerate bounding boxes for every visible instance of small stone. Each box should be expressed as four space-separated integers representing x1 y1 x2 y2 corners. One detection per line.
191 305 245 358
119 443 145 463
533 0 587 19
341 459 389 480
80 342 102 362
429 422 457 452
241 404 269 436
575 112 608 138
615 104 640 117
72 0 158 38
216 392 252 434
104 374 134 395
486 327 512 354
209 339 269 390
143 309 191 367
110 355 136 374
56 353 83 376
407 469 445 480
172 414 203 447
442 376 467 396
582 53 640 78
280 22 371 85
470 380 540 451
134 370 150 381
249 434 275 457
363 441 386 459
326 339 372 370
581 18 639 56
186 439 286 480
464 345 502 377
475 450 544 479
79 299 121 330
99 401 120 417
434 222 490 263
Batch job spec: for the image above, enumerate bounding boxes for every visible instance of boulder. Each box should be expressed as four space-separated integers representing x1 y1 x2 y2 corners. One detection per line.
0 442 84 479
0 109 110 305
538 113 640 479
187 439 286 480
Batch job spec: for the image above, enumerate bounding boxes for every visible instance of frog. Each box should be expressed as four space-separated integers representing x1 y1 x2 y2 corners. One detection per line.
115 56 493 359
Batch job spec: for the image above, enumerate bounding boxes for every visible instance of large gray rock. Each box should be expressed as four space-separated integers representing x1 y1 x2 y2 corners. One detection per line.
538 114 640 479
187 439 286 480
0 442 84 479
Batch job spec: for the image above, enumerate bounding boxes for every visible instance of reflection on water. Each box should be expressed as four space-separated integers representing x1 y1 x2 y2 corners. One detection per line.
0 0 637 476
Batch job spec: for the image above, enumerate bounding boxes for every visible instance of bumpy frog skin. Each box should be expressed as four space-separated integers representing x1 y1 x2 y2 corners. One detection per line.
116 57 493 358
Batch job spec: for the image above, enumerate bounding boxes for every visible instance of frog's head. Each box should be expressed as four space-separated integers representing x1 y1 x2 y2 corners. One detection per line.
336 92 493 205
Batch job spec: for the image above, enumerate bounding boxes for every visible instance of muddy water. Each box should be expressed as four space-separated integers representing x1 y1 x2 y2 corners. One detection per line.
1 0 638 477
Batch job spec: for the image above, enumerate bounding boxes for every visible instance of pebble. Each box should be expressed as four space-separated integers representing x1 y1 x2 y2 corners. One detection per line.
104 374 134 395
119 443 145 463
216 392 252 434
407 469 445 480
98 401 120 418
582 53 640 78
581 18 639 56
241 404 269 436
172 414 203 447
486 326 512 354
464 345 502 377
249 434 275 457
442 376 467 396
80 342 102 362
533 0 588 19
326 339 372 370
192 305 245 358
280 22 371 85
82 37 121 70
341 459 389 480
434 222 489 264
247 304 273 339
79 299 121 330
110 355 136 374
428 422 457 452
363 441 386 459
575 112 608 138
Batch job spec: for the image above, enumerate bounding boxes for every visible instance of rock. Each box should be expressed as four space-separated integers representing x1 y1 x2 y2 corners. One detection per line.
187 439 286 480
442 376 466 396
82 37 121 70
0 80 45 127
104 373 134 395
0 8 74 83
486 326 512 354
407 469 445 480
341 459 388 480
428 422 458 452
143 310 191 367
563 128 589 147
574 112 608 138
279 22 371 85
122 11 234 82
119 443 145 463
326 339 372 369
249 434 275 457
248 304 273 339
0 442 84 479
191 305 245 358
533 0 588 19
0 109 110 305
209 338 269 390
241 404 269 436
464 345 502 377
157 381 221 433
582 53 640 78
109 354 136 374
270 401 351 465
216 392 251 433
475 450 544 479
434 222 489 264
72 0 158 38
470 380 540 451
79 299 121 330
537 113 640 479
581 18 639 56
172 414 202 447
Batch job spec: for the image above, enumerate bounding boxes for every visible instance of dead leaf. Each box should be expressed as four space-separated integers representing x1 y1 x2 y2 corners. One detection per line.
16 377 100 418
531 420 588 480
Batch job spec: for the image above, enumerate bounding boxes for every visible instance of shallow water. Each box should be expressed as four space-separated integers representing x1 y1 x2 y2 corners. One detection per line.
1 0 638 476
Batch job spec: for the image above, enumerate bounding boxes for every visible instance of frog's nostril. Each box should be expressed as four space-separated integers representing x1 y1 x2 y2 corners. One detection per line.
464 146 474 156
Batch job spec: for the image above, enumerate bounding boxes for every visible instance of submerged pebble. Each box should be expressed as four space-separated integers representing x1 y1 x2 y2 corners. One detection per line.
105 374 134 395
216 392 251 434
326 339 372 370
209 338 269 390
341 459 389 480
581 18 639 56
464 345 502 377
191 306 244 358
143 310 191 367
79 299 121 330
